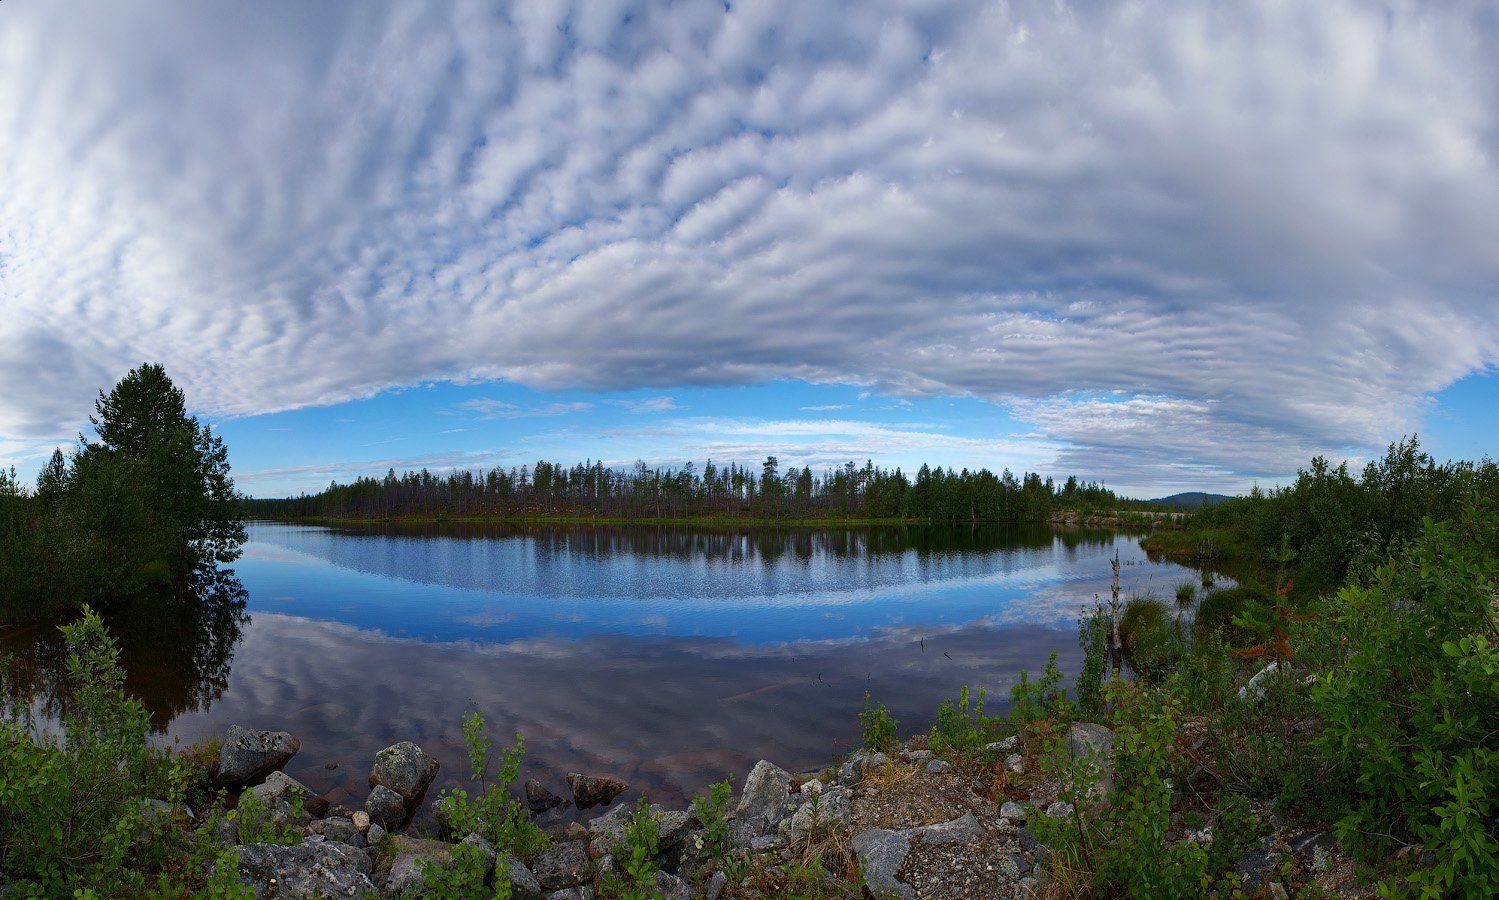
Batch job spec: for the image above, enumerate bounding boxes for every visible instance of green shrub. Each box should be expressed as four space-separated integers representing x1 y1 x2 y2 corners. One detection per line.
228 789 302 846
1075 611 1111 716
930 684 1001 755
599 799 660 900
691 779 734 865
1191 586 1265 644
1119 596 1174 681
1008 654 1073 725
1301 508 1499 896
857 692 897 753
0 607 247 896
432 711 550 864
419 842 510 899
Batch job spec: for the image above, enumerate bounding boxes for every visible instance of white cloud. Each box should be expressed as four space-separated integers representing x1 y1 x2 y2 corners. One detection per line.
799 404 850 412
2 0 1498 488
450 399 592 420
606 396 681 413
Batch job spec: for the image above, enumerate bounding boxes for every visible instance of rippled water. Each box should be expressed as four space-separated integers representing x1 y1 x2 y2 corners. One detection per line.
1 521 1207 812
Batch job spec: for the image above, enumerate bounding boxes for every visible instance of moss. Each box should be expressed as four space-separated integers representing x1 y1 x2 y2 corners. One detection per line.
1119 596 1173 681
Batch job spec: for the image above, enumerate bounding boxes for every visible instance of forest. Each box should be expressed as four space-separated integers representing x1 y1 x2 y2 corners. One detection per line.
249 457 1131 523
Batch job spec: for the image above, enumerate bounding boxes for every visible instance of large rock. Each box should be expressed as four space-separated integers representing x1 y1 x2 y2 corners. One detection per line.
836 750 890 787
217 725 300 787
1234 837 1283 891
850 828 915 899
532 840 594 890
734 760 795 836
365 784 408 829
782 785 851 844
381 835 458 895
566 773 628 809
229 839 374 898
1062 722 1116 807
912 812 984 845
652 871 693 900
369 742 440 807
526 778 567 814
501 853 544 900
247 771 328 826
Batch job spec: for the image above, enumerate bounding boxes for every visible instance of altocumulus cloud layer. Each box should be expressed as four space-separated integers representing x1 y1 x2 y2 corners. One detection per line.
3 1 1498 486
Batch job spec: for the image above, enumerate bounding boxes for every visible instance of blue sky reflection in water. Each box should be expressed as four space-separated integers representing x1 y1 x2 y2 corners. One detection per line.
4 523 1214 812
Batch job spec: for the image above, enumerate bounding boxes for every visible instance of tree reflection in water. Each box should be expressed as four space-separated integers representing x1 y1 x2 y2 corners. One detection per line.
0 566 248 733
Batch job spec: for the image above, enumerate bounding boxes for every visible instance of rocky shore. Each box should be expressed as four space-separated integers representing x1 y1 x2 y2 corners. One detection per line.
179 718 1369 899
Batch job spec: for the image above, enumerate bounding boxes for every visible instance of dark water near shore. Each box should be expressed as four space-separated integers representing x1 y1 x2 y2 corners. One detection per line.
1 522 1208 813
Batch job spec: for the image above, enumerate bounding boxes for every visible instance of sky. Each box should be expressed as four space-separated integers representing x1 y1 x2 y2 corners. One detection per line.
2 1 1497 499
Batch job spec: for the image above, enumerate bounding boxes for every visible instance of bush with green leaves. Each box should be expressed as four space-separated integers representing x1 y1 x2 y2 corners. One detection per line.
857 691 897 753
419 842 511 899
1300 507 1499 896
927 684 1001 755
691 779 734 864
0 606 248 897
1191 586 1265 644
432 711 550 864
1074 610 1111 716
1007 653 1074 726
599 799 660 900
1030 680 1255 897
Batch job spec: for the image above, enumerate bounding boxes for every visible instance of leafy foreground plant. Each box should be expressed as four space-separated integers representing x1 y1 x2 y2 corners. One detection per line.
858 691 897 753
429 712 550 865
0 606 246 897
691 779 735 865
599 799 661 899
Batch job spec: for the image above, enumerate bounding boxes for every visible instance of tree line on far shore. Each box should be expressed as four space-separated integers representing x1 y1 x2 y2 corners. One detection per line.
249 457 1136 523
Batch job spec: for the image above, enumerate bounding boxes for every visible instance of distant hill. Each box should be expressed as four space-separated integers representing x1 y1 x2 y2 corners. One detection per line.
1146 491 1235 510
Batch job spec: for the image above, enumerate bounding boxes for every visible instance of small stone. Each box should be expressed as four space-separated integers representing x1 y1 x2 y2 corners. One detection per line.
781 786 851 844
850 828 914 899
924 759 953 774
351 810 370 832
500 853 543 899
652 871 692 900
1045 801 1074 819
565 773 628 810
1004 753 1025 774
248 770 328 825
999 801 1027 821
903 749 934 763
366 823 385 845
799 778 824 795
836 749 890 786
985 736 1020 754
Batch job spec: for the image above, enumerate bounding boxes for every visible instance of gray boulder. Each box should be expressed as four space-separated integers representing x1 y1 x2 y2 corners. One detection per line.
850 828 915 899
218 725 300 787
566 773 628 809
1000 800 1028 821
526 778 566 814
912 812 984 845
382 835 458 896
314 816 365 847
925 759 953 774
653 871 692 900
735 760 795 836
782 785 851 844
500 853 544 900
247 771 327 826
532 840 594 890
369 742 440 807
1062 722 1116 807
985 736 1020 754
365 784 408 829
836 749 889 786
229 840 373 898
1234 837 1282 890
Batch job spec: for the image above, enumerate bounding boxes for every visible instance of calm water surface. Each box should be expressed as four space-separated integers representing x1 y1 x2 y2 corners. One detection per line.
3 522 1207 812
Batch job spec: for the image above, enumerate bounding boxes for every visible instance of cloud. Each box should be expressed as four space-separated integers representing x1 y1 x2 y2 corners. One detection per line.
800 404 850 411
606 396 681 413
450 399 592 420
3 0 1498 488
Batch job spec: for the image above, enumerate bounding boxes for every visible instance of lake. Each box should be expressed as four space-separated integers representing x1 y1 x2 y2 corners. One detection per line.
1 521 1208 814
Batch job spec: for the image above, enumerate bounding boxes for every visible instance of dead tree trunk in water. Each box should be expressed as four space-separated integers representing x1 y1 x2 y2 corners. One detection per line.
1109 550 1123 677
